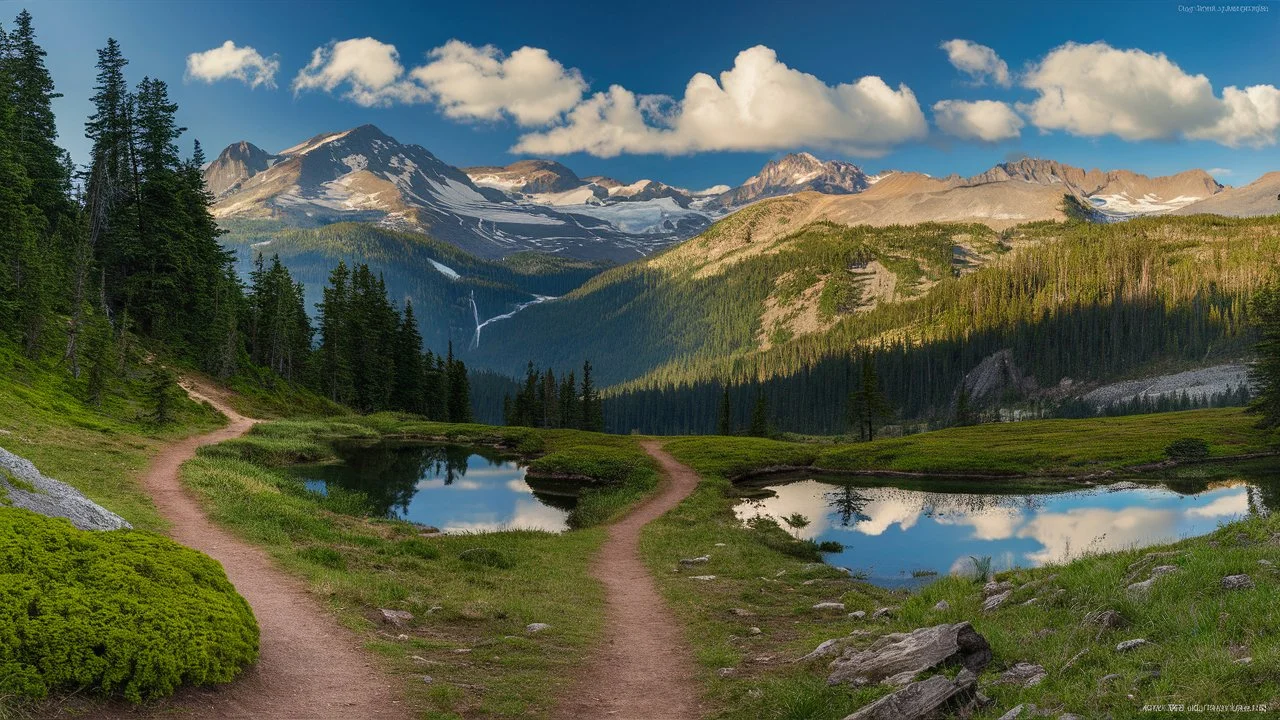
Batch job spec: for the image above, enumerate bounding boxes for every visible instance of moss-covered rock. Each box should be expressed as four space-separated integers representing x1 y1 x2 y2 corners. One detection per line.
0 508 259 702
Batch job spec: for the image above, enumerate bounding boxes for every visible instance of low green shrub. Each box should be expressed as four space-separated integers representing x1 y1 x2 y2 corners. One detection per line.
458 547 514 569
0 509 258 702
1165 437 1211 460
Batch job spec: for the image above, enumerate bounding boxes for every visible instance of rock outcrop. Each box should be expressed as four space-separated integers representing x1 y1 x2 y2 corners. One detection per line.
828 622 991 686
0 447 131 531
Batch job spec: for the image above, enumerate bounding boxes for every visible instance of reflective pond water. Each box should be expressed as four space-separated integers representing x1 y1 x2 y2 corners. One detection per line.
735 472 1277 588
292 443 577 532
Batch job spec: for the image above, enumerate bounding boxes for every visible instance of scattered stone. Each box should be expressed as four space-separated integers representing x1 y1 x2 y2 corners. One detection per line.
983 580 1014 597
813 602 847 611
749 627 761 635
1235 657 1253 665
680 555 710 566
1126 577 1158 594
849 610 867 619
1258 559 1273 566
870 607 895 620
730 607 755 617
982 590 1012 612
1098 673 1122 689
1222 574 1255 590
1151 564 1179 577
835 567 853 575
994 662 1047 688
428 605 443 614
0 447 132 531
1116 639 1149 652
1021 598 1039 606
841 671 978 720
799 638 843 663
452 648 471 654
1084 609 1128 630
828 621 991 686
379 609 414 627
933 600 950 611
849 629 874 637
396 634 409 641
716 667 736 678
421 675 433 684
689 575 717 581
997 704 1027 720
525 623 550 633
1059 714 1084 720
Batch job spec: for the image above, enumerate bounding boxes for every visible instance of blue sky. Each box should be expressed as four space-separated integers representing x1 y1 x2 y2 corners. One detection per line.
16 0 1280 188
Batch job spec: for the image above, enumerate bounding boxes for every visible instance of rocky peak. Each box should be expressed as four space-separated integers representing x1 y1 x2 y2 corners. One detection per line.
202 140 279 198
710 152 870 208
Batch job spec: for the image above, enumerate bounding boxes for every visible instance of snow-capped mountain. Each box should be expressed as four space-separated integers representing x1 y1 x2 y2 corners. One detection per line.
708 152 870 209
205 125 707 261
964 158 1223 217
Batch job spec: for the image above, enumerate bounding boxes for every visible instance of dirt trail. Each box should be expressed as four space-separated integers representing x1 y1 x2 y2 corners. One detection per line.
127 379 407 719
553 440 703 720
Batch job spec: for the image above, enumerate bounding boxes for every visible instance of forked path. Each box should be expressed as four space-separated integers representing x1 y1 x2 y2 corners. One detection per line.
131 380 407 719
554 440 703 720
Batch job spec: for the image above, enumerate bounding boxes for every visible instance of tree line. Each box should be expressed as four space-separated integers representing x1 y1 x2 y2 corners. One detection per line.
502 360 603 431
0 15 468 422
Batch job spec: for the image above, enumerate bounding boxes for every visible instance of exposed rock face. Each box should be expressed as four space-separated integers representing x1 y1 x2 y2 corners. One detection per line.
1174 171 1280 218
711 152 870 209
982 590 1012 612
0 447 131 531
1084 610 1129 630
465 159 583 194
1115 638 1150 652
841 669 978 720
827 622 991 686
202 140 281 198
965 158 1222 216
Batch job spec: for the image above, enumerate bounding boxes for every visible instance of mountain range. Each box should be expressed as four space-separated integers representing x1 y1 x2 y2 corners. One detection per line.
206 125 1276 267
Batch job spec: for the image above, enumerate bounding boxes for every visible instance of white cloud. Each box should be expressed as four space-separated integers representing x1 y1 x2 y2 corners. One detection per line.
514 45 927 157
940 39 1011 88
292 37 429 107
932 99 1024 142
410 40 586 126
185 41 279 89
1208 167 1233 176
1020 41 1280 147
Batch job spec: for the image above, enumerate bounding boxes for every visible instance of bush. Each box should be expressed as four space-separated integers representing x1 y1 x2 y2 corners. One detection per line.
1165 437 1211 460
0 509 259 702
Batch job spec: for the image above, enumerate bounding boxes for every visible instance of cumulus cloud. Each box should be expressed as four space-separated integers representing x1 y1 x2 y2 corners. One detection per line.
1020 41 1280 147
932 99 1024 142
292 37 429 107
940 39 1011 87
185 41 279 89
514 45 927 157
410 40 586 126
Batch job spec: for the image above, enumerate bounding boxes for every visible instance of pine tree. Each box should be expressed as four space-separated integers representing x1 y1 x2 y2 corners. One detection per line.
1250 284 1280 428
580 360 603 432
849 356 892 440
147 365 176 424
559 371 579 429
392 300 425 413
749 389 769 437
717 387 733 435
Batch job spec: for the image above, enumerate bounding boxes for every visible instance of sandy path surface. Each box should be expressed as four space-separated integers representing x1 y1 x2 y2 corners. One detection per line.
553 440 703 720
120 380 408 719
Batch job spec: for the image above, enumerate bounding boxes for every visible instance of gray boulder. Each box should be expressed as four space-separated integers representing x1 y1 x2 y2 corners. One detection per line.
982 590 1012 612
828 621 991 686
0 446 131 531
842 670 977 720
1222 574 1255 590
994 662 1047 687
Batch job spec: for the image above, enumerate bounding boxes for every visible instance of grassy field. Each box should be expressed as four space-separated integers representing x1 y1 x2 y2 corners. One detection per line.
640 413 1280 719
671 408 1277 480
0 344 224 532
179 416 659 719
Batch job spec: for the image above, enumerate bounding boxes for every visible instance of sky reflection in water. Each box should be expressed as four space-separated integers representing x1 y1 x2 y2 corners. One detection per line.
735 477 1269 587
295 443 573 533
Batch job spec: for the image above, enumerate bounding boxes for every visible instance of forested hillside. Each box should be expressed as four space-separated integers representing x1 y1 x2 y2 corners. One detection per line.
463 206 1279 434
221 220 606 351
